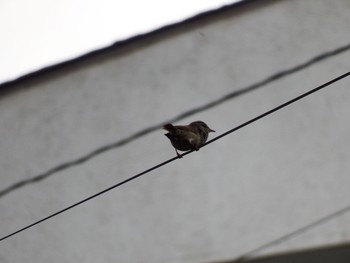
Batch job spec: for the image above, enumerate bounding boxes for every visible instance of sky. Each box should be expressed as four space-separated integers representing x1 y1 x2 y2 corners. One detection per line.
0 0 240 84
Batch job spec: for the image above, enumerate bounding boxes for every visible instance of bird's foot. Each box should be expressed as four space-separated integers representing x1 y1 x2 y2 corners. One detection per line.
176 151 183 159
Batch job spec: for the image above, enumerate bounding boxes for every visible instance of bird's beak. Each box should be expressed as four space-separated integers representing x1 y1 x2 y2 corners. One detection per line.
209 128 215 132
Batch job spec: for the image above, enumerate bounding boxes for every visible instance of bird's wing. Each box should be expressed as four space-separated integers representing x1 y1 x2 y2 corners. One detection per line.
163 124 193 134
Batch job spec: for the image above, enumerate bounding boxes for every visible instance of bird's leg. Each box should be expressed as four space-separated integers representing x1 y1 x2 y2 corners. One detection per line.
188 138 200 151
189 143 200 151
175 149 183 158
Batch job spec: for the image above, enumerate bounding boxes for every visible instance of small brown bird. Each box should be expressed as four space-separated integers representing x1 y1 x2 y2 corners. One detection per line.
163 121 215 158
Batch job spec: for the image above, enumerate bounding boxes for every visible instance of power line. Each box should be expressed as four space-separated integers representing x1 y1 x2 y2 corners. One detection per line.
205 71 350 148
0 155 178 242
232 204 350 262
0 71 349 242
1 42 350 198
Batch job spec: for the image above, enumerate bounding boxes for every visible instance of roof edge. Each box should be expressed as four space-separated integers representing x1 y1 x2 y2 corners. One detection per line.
0 0 264 89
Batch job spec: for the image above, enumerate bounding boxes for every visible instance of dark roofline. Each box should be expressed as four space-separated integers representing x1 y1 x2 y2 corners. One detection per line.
231 242 350 263
0 0 266 90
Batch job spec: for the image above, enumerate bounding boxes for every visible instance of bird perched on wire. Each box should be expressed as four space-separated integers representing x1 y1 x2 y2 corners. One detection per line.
163 121 215 158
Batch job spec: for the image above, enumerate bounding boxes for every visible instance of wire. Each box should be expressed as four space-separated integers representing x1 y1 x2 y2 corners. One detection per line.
1 42 350 198
0 155 178 242
0 71 349 242
232 204 350 262
204 71 350 148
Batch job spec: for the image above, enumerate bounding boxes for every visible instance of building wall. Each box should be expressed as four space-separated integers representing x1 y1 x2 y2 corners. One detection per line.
1 0 350 262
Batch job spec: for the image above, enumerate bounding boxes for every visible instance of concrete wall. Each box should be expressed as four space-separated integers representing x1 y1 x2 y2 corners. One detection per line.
1 0 350 262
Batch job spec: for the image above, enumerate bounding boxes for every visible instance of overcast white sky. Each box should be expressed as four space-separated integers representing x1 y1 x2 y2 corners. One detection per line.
0 0 240 84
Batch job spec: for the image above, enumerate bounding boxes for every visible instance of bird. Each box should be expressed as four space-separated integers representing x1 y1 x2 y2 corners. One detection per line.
163 121 215 158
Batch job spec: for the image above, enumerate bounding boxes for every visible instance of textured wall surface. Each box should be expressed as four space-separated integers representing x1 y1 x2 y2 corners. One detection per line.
1 0 350 262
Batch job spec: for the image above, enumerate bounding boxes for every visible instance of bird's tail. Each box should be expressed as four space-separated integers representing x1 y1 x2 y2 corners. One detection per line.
163 123 177 133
